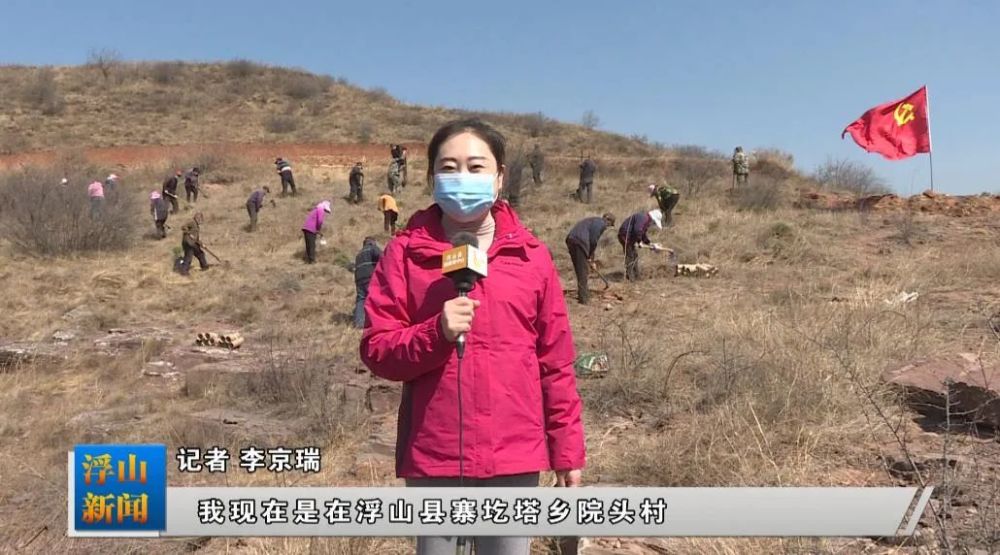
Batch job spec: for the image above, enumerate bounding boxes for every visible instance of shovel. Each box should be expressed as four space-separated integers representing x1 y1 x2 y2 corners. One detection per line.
200 244 231 269
590 263 610 289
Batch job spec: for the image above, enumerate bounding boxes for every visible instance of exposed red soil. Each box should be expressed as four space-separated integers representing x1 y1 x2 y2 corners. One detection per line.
795 188 1000 217
0 142 426 171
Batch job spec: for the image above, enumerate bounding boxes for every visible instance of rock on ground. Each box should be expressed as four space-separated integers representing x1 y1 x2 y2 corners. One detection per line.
883 353 1000 429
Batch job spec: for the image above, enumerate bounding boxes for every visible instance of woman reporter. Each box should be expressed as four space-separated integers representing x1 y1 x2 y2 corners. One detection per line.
359 119 585 555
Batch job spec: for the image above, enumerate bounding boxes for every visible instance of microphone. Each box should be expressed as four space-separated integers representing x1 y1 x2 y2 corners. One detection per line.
441 232 488 359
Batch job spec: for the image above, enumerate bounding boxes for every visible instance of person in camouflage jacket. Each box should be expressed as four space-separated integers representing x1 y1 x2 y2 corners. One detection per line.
387 159 402 194
180 212 209 275
732 146 750 187
648 184 680 226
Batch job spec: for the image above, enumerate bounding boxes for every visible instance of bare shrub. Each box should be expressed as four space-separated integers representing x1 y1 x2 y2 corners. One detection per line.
0 168 137 256
733 178 784 212
147 89 183 115
149 61 184 85
246 342 366 441
887 210 927 246
168 150 251 184
391 109 424 128
814 157 891 195
756 221 796 256
366 86 395 104
669 157 727 197
582 319 668 419
671 144 724 159
283 73 329 100
0 130 29 154
306 97 328 117
53 149 97 178
752 148 796 181
581 109 600 129
265 115 300 134
86 48 123 83
629 133 650 145
357 120 375 144
525 112 551 138
754 147 794 167
225 58 261 79
22 68 64 116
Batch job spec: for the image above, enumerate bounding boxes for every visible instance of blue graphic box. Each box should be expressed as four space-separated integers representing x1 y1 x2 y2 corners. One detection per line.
73 444 167 531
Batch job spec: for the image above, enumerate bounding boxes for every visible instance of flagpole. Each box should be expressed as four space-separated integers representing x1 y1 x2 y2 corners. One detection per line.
929 152 935 192
926 85 935 192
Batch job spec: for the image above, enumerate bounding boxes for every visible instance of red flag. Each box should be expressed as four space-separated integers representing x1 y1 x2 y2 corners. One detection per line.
842 86 931 160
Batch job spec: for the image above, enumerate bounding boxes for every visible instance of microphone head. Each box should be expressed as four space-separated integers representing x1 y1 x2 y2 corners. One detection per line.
446 232 483 294
451 232 478 249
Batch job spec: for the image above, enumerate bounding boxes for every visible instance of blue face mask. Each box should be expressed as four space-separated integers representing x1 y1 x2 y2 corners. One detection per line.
433 173 498 222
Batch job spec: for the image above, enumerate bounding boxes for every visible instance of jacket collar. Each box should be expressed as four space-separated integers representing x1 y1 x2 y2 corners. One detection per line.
404 202 539 262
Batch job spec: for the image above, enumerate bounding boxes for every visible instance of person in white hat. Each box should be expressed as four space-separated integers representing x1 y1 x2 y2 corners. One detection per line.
301 200 332 264
102 173 119 199
617 208 664 281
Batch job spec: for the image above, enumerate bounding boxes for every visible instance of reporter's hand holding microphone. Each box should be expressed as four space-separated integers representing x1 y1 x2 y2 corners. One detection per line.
440 297 480 342
556 469 583 487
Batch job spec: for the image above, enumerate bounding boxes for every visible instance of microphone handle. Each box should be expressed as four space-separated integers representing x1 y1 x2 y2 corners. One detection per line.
456 290 468 359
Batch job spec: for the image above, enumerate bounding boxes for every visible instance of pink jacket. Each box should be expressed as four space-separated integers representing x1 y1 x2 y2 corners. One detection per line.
302 205 326 233
360 202 585 479
88 181 104 198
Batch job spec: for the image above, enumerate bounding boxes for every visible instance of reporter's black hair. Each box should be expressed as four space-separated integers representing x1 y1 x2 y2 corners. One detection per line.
426 119 506 180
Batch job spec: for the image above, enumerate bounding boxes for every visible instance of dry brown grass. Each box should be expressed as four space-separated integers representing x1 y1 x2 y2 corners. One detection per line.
0 167 138 255
1 142 998 553
0 63 665 159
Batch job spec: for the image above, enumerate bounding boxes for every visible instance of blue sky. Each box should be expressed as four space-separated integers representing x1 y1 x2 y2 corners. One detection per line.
2 0 997 194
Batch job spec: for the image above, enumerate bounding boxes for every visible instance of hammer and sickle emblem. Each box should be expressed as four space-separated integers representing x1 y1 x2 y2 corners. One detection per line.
894 102 915 126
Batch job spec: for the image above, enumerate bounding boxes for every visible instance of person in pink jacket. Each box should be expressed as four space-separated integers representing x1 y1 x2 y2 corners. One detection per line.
360 119 585 555
87 180 105 219
301 200 331 264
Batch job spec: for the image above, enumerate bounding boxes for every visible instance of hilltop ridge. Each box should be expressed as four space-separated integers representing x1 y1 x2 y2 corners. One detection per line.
0 61 664 158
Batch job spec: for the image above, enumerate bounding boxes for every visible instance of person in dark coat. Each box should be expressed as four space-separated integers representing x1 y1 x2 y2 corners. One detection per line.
184 167 201 203
104 173 120 199
245 186 270 231
399 146 408 189
352 236 382 329
149 191 169 239
528 144 545 186
348 162 364 204
565 213 615 304
162 170 182 213
617 209 663 281
275 157 296 196
577 156 597 203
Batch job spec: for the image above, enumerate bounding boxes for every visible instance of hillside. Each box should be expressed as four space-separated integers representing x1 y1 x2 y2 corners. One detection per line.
0 63 998 554
0 61 661 158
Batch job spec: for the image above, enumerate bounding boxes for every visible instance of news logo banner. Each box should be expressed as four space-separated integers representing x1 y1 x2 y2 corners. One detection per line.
70 444 167 535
